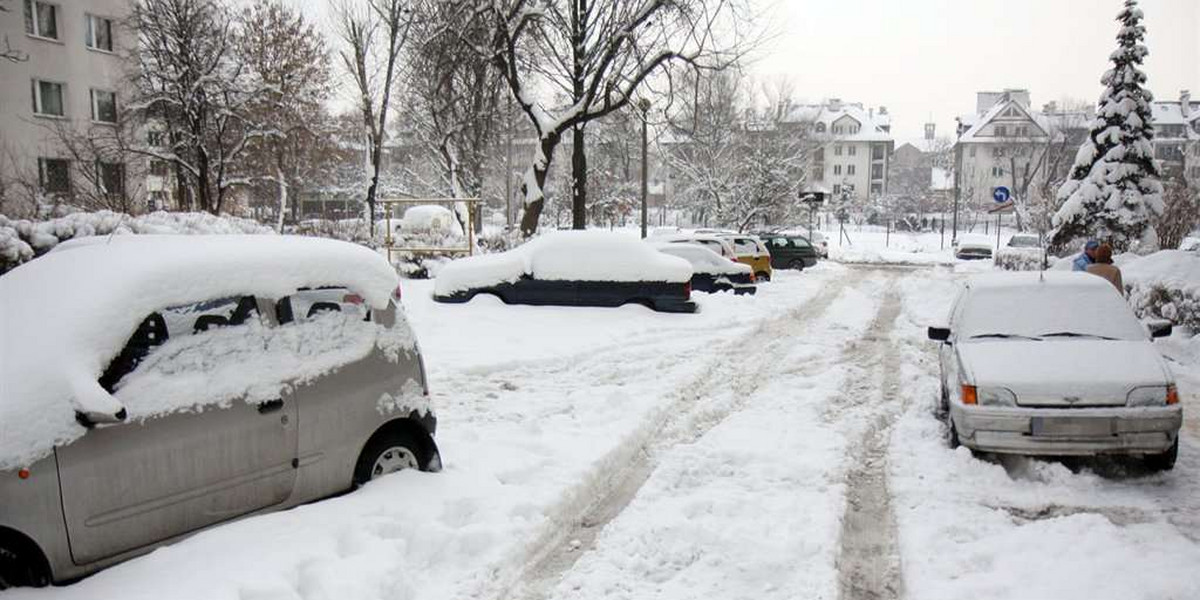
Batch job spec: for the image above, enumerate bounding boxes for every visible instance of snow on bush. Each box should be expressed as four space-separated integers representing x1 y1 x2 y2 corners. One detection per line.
0 210 273 274
1123 249 1200 331
0 235 402 471
994 248 1048 271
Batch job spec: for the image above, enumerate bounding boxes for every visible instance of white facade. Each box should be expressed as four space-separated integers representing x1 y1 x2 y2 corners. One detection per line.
788 100 894 202
1 0 133 213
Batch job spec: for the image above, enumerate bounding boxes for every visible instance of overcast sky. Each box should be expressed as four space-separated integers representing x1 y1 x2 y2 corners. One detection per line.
750 0 1198 145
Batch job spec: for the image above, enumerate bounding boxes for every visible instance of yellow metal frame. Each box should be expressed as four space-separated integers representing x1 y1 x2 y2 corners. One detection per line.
380 198 480 264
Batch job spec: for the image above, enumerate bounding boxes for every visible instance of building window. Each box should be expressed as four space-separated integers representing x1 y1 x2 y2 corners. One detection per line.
86 14 114 52
147 130 167 148
24 0 59 40
91 89 117 123
871 183 883 195
995 125 1007 137
847 165 856 176
872 145 884 160
848 145 857 156
833 165 842 176
38 158 70 194
992 166 1004 177
994 146 1006 158
813 147 824 162
871 164 883 179
812 167 823 181
31 79 65 117
834 145 843 156
833 184 842 195
97 162 125 196
150 159 170 177
815 123 826 133
968 146 976 158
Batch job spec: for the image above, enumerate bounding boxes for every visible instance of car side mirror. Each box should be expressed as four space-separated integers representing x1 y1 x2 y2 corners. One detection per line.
928 327 951 342
1147 320 1173 339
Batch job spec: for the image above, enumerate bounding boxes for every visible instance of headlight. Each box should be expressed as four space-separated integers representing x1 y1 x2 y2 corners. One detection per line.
1127 386 1173 407
977 386 1017 407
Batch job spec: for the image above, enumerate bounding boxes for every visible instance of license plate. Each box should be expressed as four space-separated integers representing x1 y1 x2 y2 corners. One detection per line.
1030 416 1115 437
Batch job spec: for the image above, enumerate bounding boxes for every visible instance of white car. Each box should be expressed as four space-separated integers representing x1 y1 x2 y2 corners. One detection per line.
954 233 994 260
929 272 1180 470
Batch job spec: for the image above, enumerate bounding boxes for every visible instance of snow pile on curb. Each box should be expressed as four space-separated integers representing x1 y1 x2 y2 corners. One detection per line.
0 211 273 273
1123 250 1200 331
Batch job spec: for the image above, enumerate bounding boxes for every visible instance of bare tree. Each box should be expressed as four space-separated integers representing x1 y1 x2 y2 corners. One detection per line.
332 0 413 230
128 0 257 214
484 0 752 235
235 0 333 230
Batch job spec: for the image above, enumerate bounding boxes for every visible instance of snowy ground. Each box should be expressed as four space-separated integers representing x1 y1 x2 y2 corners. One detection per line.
8 263 1199 600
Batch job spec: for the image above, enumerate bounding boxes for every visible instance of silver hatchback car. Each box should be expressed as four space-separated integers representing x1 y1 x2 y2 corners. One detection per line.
929 272 1180 469
0 236 440 588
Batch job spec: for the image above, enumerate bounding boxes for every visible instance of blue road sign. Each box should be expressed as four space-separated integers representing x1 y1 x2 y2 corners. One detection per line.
992 186 1011 203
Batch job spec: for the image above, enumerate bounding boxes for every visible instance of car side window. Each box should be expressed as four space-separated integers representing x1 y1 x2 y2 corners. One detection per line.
276 288 369 325
793 238 812 249
769 238 790 248
99 296 259 392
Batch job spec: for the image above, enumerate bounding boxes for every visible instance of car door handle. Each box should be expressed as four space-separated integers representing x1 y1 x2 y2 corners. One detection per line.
257 399 284 414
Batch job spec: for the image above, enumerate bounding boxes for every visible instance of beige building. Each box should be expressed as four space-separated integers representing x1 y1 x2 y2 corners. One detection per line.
787 99 894 202
1 0 134 214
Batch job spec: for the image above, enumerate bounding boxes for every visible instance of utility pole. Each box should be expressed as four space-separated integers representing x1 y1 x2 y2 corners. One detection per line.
639 98 650 239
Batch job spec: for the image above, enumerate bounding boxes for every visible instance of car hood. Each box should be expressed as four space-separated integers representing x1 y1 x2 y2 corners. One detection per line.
958 339 1171 406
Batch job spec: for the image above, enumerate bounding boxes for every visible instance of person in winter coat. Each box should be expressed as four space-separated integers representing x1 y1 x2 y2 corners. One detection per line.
1085 243 1124 294
1072 240 1099 271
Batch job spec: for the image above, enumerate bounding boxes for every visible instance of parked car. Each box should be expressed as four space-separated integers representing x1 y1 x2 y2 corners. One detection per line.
434 230 697 313
656 233 739 262
760 234 821 270
717 234 773 281
1006 233 1042 249
652 242 756 295
954 233 994 260
809 232 830 258
0 235 440 589
929 272 1180 469
1180 237 1200 252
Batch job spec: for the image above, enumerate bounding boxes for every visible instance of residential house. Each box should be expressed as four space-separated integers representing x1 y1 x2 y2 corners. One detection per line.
785 99 894 202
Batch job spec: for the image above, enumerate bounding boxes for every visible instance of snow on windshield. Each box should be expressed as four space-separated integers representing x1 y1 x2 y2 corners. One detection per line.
958 283 1146 341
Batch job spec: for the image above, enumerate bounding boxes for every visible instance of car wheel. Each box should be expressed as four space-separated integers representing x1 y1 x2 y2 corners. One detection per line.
788 260 805 271
947 420 961 450
0 537 50 590
1145 439 1178 472
353 429 427 486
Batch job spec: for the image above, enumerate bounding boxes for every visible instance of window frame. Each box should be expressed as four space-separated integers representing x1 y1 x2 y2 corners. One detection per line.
24 0 60 41
91 88 118 124
847 164 856 176
85 13 116 53
37 157 71 195
96 161 125 197
31 78 66 118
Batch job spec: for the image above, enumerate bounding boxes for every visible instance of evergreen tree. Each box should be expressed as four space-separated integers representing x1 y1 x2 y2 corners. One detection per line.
1049 0 1163 254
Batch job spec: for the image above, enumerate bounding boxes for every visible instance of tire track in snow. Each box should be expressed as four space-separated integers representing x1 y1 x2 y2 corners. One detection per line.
499 269 879 600
834 283 906 600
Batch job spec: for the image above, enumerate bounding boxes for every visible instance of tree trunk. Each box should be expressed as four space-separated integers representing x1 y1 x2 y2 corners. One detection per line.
519 135 558 236
572 124 587 229
197 147 213 214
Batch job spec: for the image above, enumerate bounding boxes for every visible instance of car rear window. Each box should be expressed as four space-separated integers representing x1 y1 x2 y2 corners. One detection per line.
731 238 757 255
278 288 369 324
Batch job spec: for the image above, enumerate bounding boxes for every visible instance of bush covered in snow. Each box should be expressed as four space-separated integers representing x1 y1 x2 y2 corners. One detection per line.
994 248 1048 271
0 211 273 274
1123 250 1200 332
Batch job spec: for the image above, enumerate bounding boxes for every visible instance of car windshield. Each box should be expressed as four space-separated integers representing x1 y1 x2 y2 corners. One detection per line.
958 284 1146 341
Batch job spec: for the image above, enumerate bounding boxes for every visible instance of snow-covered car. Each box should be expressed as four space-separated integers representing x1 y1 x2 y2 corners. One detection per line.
652 242 756 295
434 230 697 313
656 233 739 261
809 232 830 258
0 236 441 588
1180 237 1200 252
928 272 1180 469
953 233 994 260
716 234 773 281
995 233 1047 270
1005 233 1042 249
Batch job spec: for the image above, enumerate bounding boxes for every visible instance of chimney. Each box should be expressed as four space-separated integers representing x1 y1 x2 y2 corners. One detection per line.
879 106 888 116
1183 90 1192 115
869 108 874 119
828 98 843 111
1043 101 1058 114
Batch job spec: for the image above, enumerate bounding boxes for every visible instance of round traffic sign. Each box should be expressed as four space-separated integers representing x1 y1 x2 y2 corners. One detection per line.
992 186 1011 203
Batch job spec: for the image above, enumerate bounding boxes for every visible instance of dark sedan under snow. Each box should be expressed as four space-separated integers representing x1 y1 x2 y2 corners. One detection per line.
652 242 756 295
433 231 698 313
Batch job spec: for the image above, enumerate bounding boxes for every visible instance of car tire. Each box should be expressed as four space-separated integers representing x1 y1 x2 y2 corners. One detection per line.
1145 439 1178 472
788 260 805 271
353 428 430 486
947 420 961 450
0 536 50 590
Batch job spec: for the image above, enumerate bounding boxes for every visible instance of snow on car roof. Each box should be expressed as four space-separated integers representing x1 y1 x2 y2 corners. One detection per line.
651 242 749 274
0 235 399 470
435 230 692 295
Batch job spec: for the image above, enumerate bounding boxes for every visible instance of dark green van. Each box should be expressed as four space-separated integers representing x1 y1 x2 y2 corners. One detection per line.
760 235 821 270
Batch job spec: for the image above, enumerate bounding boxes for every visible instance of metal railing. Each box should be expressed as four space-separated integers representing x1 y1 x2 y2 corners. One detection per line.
379 198 480 264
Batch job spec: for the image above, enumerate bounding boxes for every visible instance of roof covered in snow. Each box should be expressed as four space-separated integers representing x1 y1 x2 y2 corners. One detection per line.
784 102 893 143
0 235 400 470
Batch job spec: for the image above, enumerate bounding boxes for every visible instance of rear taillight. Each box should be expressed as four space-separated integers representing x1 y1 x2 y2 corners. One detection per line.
343 293 364 305
684 282 691 299
391 285 403 301
1167 385 1179 405
750 272 757 283
961 385 978 405
730 257 739 263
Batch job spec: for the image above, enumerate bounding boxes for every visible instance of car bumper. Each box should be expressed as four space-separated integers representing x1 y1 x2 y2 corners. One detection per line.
950 404 1181 456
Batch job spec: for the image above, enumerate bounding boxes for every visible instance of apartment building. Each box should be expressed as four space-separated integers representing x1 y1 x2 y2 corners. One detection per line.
1 0 132 213
787 99 894 201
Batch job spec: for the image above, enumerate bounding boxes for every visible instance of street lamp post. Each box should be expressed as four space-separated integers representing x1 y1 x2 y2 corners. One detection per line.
639 98 650 239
